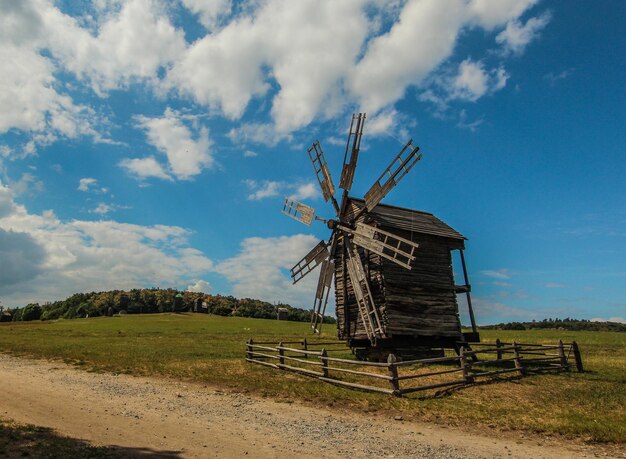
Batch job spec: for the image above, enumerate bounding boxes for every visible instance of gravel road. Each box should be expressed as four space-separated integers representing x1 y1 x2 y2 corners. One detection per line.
0 353 620 458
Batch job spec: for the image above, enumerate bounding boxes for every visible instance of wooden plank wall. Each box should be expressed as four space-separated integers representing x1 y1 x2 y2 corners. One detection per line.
334 230 462 342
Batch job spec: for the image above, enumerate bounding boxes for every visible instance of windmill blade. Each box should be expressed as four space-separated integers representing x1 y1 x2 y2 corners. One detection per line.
282 197 315 225
345 242 384 343
363 140 422 211
307 142 339 213
311 258 335 334
339 113 366 192
290 240 329 284
340 222 419 270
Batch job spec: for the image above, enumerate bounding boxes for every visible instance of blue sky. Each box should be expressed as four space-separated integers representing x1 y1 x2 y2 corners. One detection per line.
0 0 624 325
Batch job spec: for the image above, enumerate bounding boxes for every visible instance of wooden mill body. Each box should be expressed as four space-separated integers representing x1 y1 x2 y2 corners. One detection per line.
334 199 475 357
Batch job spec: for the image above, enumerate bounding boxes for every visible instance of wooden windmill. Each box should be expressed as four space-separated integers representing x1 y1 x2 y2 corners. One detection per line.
282 113 478 359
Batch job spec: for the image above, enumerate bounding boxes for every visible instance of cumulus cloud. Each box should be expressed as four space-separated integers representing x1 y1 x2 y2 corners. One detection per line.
187 279 212 293
244 179 320 201
180 0 231 30
420 59 509 115
43 0 187 94
452 59 509 101
245 180 282 201
350 0 466 113
119 156 172 181
2 0 548 150
0 228 46 291
134 108 214 181
10 173 44 196
0 180 212 306
227 122 291 148
496 11 551 55
78 177 97 192
215 234 323 308
167 0 367 132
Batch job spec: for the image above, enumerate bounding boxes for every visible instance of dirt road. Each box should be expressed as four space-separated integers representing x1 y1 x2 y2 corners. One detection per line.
0 353 619 458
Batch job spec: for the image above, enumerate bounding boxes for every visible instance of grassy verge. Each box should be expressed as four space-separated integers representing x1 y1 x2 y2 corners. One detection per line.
1 314 624 443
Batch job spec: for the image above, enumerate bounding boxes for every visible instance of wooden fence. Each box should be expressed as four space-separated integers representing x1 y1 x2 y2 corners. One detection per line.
245 338 583 396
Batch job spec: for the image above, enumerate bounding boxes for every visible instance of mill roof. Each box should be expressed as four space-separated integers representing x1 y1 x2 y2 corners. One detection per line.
347 198 466 241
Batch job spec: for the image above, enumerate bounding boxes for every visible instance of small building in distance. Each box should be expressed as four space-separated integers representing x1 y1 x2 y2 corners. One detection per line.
276 307 289 321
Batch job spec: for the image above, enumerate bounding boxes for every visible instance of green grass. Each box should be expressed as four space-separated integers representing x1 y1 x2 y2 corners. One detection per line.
1 314 624 443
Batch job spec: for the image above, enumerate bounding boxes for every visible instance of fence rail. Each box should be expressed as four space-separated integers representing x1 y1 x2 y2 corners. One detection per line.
246 339 583 396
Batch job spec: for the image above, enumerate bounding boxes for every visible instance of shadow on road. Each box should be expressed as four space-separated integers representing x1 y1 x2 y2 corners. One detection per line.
0 418 181 458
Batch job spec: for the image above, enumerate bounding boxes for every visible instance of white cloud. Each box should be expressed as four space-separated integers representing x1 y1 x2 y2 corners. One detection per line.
350 0 484 113
480 269 511 279
246 180 282 201
245 179 320 201
78 177 97 192
90 203 112 215
167 0 367 132
420 59 509 118
243 150 258 158
544 282 565 288
0 180 212 306
452 59 509 101
180 0 231 30
215 234 323 308
119 156 172 181
42 0 187 94
496 11 551 56
187 279 212 293
290 183 320 201
228 122 291 147
2 0 547 148
544 68 574 86
135 108 214 180
466 0 538 30
591 317 626 324
89 202 130 215
10 173 44 196
0 43 98 151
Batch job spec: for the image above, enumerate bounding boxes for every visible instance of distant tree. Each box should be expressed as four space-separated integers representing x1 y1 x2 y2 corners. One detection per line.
21 303 42 321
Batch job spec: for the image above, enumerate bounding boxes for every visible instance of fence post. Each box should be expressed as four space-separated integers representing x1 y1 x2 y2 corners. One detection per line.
278 341 285 369
303 337 308 360
496 338 502 361
460 348 474 384
246 338 253 360
387 353 401 396
571 341 584 372
512 341 525 376
557 340 568 370
321 348 329 378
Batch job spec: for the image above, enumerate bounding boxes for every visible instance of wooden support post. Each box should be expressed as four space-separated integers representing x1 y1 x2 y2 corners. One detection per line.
558 340 568 370
246 338 253 360
513 341 525 376
460 348 474 383
278 342 285 369
321 348 329 378
387 353 401 396
459 249 478 335
496 338 502 361
303 337 308 359
571 341 584 372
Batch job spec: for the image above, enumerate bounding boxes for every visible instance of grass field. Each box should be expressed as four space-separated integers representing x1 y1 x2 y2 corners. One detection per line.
0 313 624 443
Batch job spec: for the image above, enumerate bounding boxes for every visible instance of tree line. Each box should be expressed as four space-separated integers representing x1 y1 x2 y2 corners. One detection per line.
3 288 336 324
479 317 626 332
